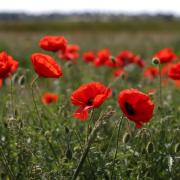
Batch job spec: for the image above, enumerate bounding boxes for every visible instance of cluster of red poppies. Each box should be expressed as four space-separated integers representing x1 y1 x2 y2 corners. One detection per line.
70 82 155 129
143 48 180 86
32 35 155 128
1 35 180 129
83 49 145 77
83 49 145 67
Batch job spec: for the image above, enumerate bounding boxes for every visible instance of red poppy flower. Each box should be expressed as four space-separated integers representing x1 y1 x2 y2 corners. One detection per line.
83 51 96 63
0 51 11 78
113 68 126 77
59 44 79 62
133 55 145 68
41 92 59 105
105 56 118 68
144 67 159 80
0 51 19 79
39 35 67 52
161 63 173 76
0 79 3 89
118 89 155 128
116 50 135 67
71 82 112 121
174 80 180 87
31 53 63 78
168 62 180 80
153 48 177 64
8 55 19 75
94 49 111 67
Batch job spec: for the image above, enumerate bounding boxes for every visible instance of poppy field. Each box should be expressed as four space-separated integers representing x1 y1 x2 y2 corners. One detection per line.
0 28 180 179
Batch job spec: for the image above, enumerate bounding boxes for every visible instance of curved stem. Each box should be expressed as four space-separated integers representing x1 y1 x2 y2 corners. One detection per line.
111 115 124 179
30 75 42 127
30 75 60 166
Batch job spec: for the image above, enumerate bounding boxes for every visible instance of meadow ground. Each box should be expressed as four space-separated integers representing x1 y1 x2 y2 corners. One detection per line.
0 21 180 179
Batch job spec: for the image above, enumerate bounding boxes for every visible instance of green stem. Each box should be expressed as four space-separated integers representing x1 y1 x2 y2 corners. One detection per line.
45 136 61 166
108 75 122 88
71 110 113 180
30 75 60 166
74 129 96 178
31 75 42 127
158 64 162 109
111 115 124 179
0 146 16 179
86 109 95 142
10 76 14 117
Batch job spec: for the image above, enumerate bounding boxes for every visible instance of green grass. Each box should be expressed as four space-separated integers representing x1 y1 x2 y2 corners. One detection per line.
1 20 180 32
0 23 180 179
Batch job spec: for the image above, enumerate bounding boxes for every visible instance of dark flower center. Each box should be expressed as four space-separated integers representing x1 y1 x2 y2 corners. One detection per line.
124 102 135 115
87 98 93 106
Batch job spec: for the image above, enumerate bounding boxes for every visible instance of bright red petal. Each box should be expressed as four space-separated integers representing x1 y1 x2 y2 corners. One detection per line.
74 108 89 121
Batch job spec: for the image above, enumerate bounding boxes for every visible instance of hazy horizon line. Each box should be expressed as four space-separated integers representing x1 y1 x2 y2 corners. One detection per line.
0 10 179 16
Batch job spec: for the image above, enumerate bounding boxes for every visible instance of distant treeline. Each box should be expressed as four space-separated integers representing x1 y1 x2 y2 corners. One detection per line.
1 12 180 32
0 12 176 22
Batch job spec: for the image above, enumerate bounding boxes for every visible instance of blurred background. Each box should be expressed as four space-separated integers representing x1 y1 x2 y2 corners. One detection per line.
1 0 180 67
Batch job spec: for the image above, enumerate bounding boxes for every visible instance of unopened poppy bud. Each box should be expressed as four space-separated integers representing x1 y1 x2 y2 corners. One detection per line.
18 75 25 86
66 148 72 160
146 141 154 153
122 132 130 143
152 57 160 65
174 143 180 153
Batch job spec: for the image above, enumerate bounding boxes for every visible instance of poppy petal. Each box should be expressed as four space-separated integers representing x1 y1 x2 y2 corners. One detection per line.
74 108 89 121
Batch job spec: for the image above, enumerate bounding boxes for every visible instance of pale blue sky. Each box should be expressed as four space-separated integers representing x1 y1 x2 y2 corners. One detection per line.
0 0 179 14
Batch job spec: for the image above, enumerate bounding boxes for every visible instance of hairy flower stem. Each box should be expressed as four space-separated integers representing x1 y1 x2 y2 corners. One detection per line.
74 130 96 179
71 108 114 180
111 115 124 179
158 64 163 110
30 76 60 166
86 109 95 142
10 76 14 117
31 75 42 127
108 75 122 88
